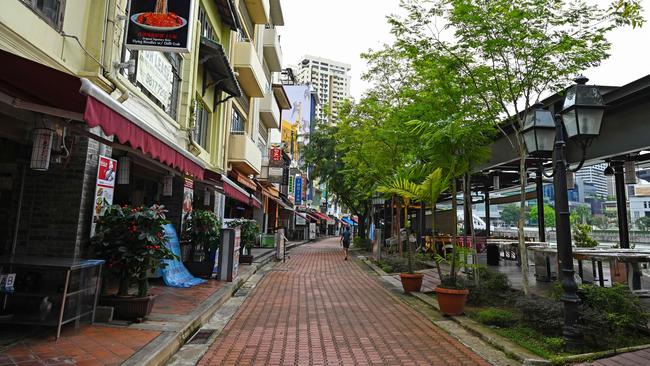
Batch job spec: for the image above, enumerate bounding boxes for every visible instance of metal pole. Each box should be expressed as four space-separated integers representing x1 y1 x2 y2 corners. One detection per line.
484 183 491 237
552 115 582 351
536 162 546 242
613 161 630 248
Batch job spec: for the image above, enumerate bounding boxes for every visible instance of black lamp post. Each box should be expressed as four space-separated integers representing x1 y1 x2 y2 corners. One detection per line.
521 76 606 351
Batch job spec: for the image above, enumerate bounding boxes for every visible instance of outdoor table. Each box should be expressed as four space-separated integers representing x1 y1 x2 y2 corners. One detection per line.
572 249 650 292
486 239 548 264
0 256 104 339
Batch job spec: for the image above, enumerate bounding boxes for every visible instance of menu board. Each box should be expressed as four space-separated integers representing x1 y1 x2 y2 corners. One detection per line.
91 156 117 237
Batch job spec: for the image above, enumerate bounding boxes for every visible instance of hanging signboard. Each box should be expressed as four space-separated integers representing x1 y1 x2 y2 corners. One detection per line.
91 156 117 236
125 0 195 53
294 176 302 205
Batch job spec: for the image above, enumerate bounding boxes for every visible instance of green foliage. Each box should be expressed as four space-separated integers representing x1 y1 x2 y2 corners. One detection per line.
353 237 371 251
578 284 649 349
467 267 512 306
376 256 428 274
636 216 650 231
227 219 259 250
474 308 517 328
573 224 598 248
527 204 556 228
515 296 564 337
440 275 467 290
183 210 222 251
495 326 567 358
570 205 592 226
500 205 520 227
92 204 177 297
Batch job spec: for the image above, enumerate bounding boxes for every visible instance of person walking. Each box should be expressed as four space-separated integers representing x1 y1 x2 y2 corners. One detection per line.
340 225 351 260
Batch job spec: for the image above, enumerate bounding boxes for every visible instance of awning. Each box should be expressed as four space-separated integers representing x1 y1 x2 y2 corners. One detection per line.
250 195 262 209
199 37 241 98
490 190 537 205
342 217 357 226
312 211 334 223
295 211 309 221
0 49 207 179
230 169 257 191
221 174 251 205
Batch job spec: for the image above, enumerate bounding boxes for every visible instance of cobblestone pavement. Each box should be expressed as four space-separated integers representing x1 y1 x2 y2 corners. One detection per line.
198 238 490 365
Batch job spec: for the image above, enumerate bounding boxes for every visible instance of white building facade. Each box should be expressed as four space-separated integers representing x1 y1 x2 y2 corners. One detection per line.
295 55 351 124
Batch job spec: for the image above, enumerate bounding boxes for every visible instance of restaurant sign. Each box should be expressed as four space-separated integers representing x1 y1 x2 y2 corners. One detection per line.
125 0 195 53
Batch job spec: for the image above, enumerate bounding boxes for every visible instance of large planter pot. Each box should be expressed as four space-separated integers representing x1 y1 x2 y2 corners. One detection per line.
100 295 157 321
399 273 424 293
435 287 469 316
184 248 217 278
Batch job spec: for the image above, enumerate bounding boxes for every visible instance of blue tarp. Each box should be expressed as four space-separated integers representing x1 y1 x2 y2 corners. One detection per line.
342 217 357 226
160 224 207 288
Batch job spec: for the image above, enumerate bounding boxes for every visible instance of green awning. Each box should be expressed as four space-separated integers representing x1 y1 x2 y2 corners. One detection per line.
199 37 241 98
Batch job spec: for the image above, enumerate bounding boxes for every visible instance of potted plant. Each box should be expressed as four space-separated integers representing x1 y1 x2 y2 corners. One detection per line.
573 224 598 248
182 210 222 277
378 168 425 293
92 204 177 320
227 219 260 264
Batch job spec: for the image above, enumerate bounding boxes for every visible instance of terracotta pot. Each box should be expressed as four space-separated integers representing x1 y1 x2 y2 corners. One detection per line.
399 273 424 293
100 295 156 321
435 287 469 316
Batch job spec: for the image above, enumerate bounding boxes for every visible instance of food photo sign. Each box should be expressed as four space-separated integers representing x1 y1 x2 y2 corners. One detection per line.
125 0 195 53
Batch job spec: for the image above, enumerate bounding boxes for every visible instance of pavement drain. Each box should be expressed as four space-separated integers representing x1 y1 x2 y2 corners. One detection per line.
187 329 217 345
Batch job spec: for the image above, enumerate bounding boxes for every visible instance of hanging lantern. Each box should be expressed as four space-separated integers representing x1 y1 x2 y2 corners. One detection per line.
521 102 556 158
493 175 500 190
163 174 174 196
561 76 606 141
203 188 211 206
566 171 575 188
30 128 54 171
625 160 637 185
117 156 130 185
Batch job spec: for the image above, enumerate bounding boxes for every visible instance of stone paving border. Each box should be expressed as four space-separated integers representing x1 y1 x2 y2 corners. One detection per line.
360 257 548 366
122 238 320 366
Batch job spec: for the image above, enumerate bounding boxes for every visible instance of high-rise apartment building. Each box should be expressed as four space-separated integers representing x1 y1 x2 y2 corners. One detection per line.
576 163 609 198
295 55 351 123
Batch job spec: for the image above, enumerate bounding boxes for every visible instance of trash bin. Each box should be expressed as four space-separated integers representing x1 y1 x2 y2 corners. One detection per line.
487 244 500 266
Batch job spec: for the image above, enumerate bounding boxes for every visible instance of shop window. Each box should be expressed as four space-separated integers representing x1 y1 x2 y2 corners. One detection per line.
231 108 246 134
120 48 182 120
21 0 65 29
194 101 210 149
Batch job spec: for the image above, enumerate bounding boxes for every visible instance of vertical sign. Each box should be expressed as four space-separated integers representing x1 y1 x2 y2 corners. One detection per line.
91 156 117 236
125 0 195 53
288 175 294 195
182 178 194 229
294 176 302 205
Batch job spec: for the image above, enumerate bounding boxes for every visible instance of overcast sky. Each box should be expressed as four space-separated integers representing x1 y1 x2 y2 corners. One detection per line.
279 0 650 99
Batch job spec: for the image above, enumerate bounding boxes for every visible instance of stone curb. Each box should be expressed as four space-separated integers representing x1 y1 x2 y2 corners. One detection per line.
123 238 317 366
360 258 549 366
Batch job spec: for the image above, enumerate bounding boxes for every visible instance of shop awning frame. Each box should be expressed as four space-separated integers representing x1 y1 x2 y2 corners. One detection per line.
199 37 242 98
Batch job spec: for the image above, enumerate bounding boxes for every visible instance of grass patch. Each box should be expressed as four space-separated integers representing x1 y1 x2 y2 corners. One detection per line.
494 326 569 359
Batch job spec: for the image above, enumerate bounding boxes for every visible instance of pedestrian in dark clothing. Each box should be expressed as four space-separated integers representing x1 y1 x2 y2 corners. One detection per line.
340 226 351 260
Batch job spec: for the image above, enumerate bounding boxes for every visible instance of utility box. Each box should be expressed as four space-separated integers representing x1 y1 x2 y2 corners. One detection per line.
218 228 240 282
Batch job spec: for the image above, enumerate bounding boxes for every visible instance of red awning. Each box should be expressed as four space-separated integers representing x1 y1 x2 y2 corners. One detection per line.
311 211 333 223
0 49 205 179
223 179 251 205
84 96 204 179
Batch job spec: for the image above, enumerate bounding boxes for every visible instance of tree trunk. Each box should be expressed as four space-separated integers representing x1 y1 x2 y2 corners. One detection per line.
397 198 402 257
465 173 479 286
431 203 444 281
517 144 531 296
450 178 458 282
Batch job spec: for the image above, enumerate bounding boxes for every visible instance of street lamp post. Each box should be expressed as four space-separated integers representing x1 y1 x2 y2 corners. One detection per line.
521 76 606 351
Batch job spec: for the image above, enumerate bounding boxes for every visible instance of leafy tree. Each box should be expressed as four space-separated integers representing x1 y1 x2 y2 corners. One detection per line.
389 0 643 296
637 216 650 231
570 205 592 226
500 205 520 227
528 204 556 228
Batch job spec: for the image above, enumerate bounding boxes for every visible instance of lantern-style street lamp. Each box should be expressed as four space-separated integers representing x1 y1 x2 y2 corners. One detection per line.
522 76 606 351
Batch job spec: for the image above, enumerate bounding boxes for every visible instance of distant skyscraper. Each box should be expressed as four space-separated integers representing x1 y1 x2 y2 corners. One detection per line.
575 163 609 198
295 55 351 124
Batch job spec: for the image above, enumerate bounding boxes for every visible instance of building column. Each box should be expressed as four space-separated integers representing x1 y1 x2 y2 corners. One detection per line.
613 161 630 248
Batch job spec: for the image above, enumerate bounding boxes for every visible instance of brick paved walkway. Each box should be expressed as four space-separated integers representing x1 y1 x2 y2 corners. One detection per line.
578 347 650 366
198 238 490 365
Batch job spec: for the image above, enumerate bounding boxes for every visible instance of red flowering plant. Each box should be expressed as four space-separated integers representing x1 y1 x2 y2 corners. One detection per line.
91 204 178 297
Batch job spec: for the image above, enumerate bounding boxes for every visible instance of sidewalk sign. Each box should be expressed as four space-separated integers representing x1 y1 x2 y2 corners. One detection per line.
218 227 240 282
91 156 117 237
275 228 285 261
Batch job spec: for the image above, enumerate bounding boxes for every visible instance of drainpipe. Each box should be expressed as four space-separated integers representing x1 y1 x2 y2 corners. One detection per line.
102 0 129 103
